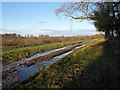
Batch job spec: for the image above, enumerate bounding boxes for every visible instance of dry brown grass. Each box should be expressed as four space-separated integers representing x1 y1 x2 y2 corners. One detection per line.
2 34 104 47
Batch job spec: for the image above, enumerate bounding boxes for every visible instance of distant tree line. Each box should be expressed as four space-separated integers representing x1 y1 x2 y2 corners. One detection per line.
1 33 103 46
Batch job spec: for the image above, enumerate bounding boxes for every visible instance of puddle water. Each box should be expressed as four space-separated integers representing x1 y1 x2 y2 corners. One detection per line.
2 42 88 86
39 50 74 68
3 43 78 71
17 65 39 81
23 46 68 62
16 51 74 81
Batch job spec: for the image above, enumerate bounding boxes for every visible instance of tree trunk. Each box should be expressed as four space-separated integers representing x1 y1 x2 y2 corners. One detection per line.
105 29 110 39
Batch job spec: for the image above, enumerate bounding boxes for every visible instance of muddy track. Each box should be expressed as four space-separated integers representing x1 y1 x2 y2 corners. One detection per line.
18 43 82 67
2 41 89 88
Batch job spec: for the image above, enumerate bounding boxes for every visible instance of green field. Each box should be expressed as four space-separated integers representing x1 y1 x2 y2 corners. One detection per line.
2 40 84 65
12 39 119 88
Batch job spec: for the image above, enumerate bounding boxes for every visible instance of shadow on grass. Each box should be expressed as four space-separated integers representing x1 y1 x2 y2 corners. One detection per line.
63 41 120 88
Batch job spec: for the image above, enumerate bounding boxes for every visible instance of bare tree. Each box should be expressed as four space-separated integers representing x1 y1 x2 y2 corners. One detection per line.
56 1 120 40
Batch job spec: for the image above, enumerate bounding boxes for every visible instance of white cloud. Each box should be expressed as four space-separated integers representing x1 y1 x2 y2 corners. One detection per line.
1 27 99 36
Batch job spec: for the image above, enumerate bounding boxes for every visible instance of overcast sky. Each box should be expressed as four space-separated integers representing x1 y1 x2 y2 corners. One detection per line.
2 2 99 36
